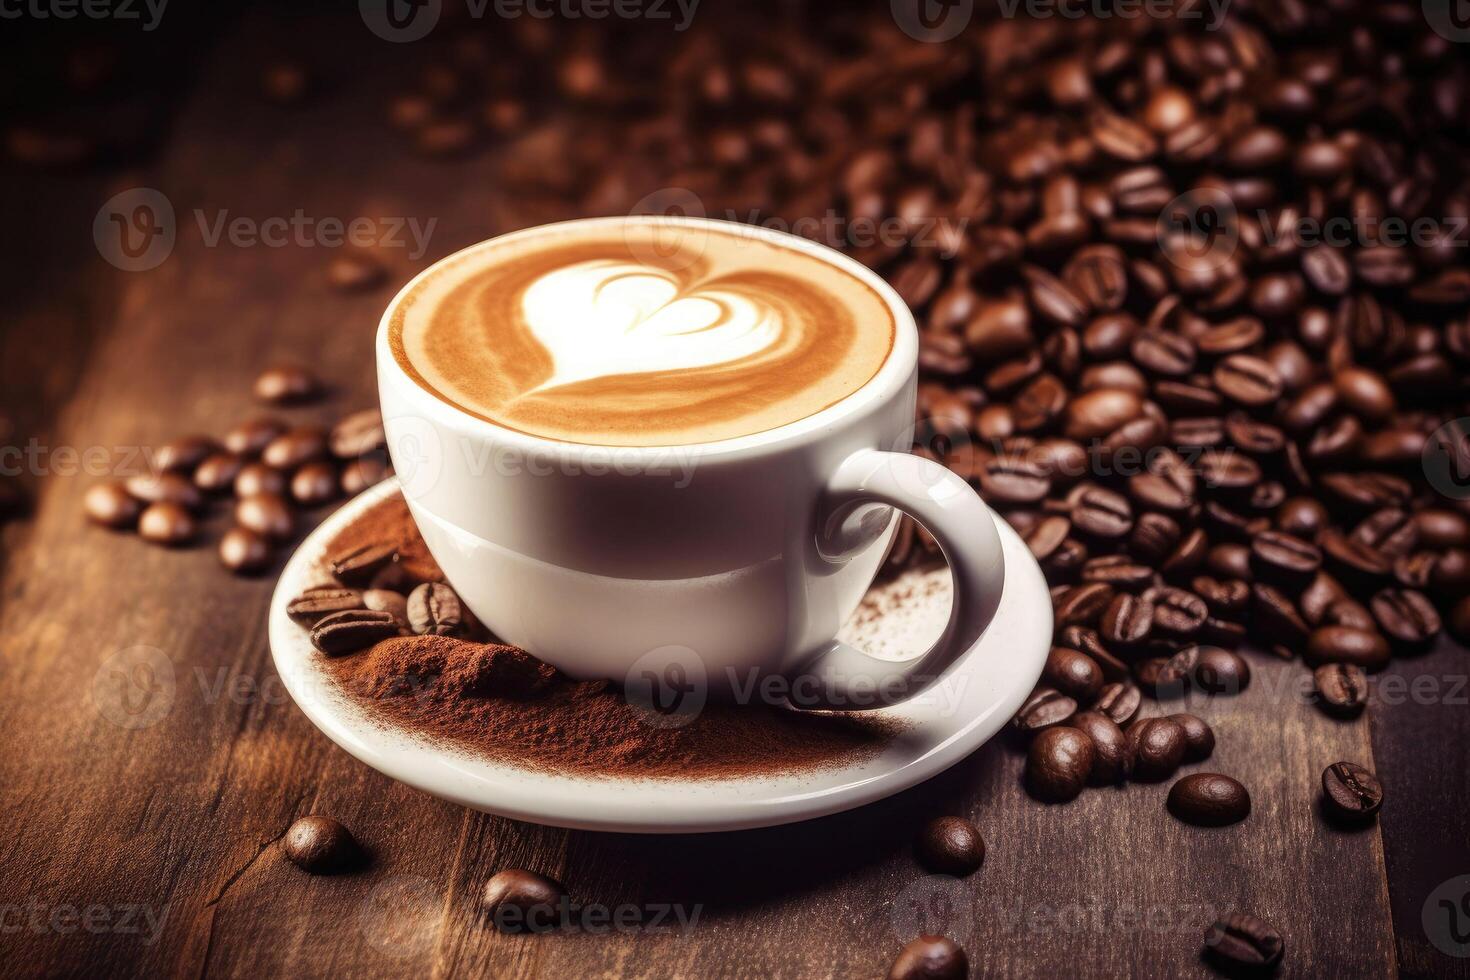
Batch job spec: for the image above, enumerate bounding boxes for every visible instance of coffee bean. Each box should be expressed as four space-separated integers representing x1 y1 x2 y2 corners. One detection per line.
1054 582 1114 628
154 435 217 473
219 526 272 574
309 608 401 655
1204 914 1284 970
1195 449 1261 493
234 462 288 499
1321 761 1383 821
1168 773 1250 826
262 427 329 470
1213 354 1283 407
1252 583 1310 648
329 541 398 587
1043 647 1103 703
1415 510 1470 550
138 502 196 546
408 582 466 637
1013 687 1077 734
1351 509 1418 559
1128 716 1186 782
1208 543 1254 582
330 409 386 459
1129 513 1182 565
1063 387 1142 440
979 458 1051 505
1131 329 1196 376
236 492 294 541
1313 663 1368 718
1134 655 1189 700
1191 577 1248 618
887 936 968 980
915 816 985 877
1101 592 1153 648
341 457 391 496
1081 556 1154 593
223 416 287 457
1026 726 1095 803
1094 682 1142 726
362 588 409 625
194 452 244 493
283 815 361 874
1369 588 1440 648
1167 713 1214 762
1144 586 1207 637
481 869 567 934
291 462 340 507
1191 646 1250 695
125 473 202 511
1277 497 1329 539
1071 711 1131 784
1250 531 1322 590
1058 626 1130 681
84 482 141 529
1305 626 1391 673
1070 485 1133 539
254 364 321 405
287 586 364 622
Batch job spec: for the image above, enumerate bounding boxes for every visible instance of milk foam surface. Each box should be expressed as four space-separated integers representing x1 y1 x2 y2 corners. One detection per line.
390 222 896 446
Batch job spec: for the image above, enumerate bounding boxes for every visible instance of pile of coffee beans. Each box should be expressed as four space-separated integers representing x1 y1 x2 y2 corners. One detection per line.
82 366 392 574
287 544 481 656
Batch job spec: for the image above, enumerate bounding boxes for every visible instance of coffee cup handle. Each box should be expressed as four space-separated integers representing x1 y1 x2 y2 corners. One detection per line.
792 449 1006 710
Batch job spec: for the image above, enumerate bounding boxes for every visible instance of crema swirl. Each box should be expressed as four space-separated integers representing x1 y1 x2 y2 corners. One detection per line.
389 221 896 446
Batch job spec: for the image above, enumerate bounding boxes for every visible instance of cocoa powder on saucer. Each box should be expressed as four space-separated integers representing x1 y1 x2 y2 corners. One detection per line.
318 494 898 780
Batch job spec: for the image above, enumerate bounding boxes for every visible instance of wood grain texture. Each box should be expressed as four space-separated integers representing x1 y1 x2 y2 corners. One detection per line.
0 11 1464 980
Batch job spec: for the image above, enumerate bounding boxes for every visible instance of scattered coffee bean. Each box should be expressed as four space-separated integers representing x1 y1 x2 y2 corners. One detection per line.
1204 914 1284 970
1313 663 1368 719
219 526 272 574
262 426 329 470
254 364 321 405
1305 626 1390 673
84 482 141 529
1026 726 1094 803
341 457 391 496
1368 589 1440 649
1191 646 1250 695
309 608 401 655
329 541 398 587
154 435 217 473
887 936 968 980
1042 647 1103 703
194 452 245 493
291 462 340 507
236 492 294 541
1013 687 1077 734
481 869 567 934
138 502 196 546
1321 761 1383 821
362 588 409 624
1168 714 1214 763
1094 682 1142 726
1127 717 1186 782
328 253 387 292
284 815 361 874
1168 773 1250 827
124 473 201 511
329 409 386 459
915 816 985 877
1250 531 1322 590
223 416 287 457
1070 711 1130 784
234 462 288 498
408 581 466 637
1133 655 1189 700
287 586 364 621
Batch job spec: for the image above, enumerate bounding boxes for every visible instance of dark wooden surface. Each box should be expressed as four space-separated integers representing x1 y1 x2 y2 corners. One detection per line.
2 10 1468 979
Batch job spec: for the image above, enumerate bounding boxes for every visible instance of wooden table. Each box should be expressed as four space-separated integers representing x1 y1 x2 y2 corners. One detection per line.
2 11 1467 979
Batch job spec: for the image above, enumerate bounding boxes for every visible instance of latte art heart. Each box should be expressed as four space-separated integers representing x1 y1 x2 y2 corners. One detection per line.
521 260 784 394
391 223 895 447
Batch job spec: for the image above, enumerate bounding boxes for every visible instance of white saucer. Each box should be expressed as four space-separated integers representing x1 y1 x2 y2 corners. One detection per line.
270 479 1052 834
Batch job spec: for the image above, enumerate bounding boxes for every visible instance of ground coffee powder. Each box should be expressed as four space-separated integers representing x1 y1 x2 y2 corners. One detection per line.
317 494 898 779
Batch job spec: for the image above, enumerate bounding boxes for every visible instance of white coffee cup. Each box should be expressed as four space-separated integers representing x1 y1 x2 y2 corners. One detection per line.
377 216 1007 709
